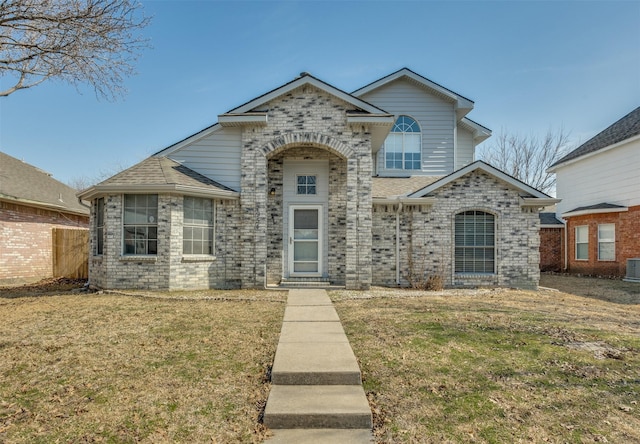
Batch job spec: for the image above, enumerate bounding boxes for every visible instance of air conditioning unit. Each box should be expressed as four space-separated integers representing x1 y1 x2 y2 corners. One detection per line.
624 258 640 282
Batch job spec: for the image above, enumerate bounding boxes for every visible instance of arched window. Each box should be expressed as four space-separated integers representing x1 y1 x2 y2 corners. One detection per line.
454 210 495 274
384 115 421 170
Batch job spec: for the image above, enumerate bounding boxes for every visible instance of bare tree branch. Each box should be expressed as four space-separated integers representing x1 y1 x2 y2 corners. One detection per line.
0 0 150 100
477 127 572 195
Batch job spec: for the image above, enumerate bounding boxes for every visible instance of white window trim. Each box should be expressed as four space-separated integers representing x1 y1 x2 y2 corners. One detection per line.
597 223 615 262
575 225 588 261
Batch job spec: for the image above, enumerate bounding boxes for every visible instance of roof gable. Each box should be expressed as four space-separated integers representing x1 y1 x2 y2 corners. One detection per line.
228 72 388 115
0 151 88 216
409 160 552 199
550 106 640 169
352 67 475 120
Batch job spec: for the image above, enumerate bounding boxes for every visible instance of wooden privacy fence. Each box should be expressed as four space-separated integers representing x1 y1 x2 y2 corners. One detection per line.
52 228 89 279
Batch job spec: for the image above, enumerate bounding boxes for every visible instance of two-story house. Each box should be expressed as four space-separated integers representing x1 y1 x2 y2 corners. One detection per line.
78 68 557 290
548 106 640 278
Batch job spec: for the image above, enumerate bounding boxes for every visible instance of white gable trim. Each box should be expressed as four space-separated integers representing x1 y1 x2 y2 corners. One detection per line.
229 75 388 115
460 118 492 143
409 160 552 199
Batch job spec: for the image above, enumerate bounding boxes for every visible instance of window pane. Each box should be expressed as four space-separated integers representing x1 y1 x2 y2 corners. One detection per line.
576 243 588 260
598 224 615 241
294 209 318 230
294 262 318 273
294 242 318 261
599 243 614 261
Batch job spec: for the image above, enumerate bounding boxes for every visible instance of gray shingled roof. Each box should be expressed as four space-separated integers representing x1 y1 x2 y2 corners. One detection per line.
539 212 563 226
0 151 89 215
96 157 235 191
565 202 627 214
372 176 441 198
551 106 640 167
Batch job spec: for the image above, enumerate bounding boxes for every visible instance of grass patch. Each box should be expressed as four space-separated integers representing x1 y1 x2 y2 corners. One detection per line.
332 287 640 443
0 290 285 443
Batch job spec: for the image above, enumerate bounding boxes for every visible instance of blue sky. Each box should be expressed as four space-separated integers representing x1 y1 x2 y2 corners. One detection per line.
1 0 639 186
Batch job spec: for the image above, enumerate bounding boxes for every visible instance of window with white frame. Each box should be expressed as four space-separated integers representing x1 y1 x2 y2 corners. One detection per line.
575 225 588 260
123 194 158 255
454 210 495 274
296 175 317 195
183 196 214 255
94 197 104 255
598 224 615 261
384 115 421 170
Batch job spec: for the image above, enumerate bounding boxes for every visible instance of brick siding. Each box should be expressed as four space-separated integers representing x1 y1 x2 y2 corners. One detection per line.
565 205 640 277
0 201 88 284
540 227 564 272
372 171 541 290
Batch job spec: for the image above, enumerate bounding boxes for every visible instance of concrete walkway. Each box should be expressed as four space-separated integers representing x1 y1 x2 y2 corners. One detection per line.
264 289 373 443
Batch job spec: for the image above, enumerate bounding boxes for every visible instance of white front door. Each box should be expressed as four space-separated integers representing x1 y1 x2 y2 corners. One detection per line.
289 205 323 276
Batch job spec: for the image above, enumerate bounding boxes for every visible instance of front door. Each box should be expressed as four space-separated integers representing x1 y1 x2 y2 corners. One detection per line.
289 205 323 276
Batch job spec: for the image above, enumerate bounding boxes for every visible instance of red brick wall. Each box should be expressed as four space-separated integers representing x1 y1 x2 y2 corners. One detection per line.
0 201 89 284
540 227 564 272
565 205 640 277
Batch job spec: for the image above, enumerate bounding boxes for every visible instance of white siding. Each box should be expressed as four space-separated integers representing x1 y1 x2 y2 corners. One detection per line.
555 138 640 215
456 126 475 169
360 79 456 175
168 127 242 191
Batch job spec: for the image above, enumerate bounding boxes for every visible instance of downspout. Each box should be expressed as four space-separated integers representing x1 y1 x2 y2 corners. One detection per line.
563 218 568 271
396 201 403 286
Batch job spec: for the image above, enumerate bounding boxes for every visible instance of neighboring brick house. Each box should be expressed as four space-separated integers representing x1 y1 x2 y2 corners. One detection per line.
0 152 89 285
539 210 564 272
78 68 557 291
548 106 640 277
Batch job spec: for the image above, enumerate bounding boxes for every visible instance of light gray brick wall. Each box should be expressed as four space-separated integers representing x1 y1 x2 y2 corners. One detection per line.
372 171 541 290
88 194 241 290
241 84 372 289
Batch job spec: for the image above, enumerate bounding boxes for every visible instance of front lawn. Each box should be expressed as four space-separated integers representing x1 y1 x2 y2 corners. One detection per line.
0 289 285 443
1 279 638 443
331 286 640 443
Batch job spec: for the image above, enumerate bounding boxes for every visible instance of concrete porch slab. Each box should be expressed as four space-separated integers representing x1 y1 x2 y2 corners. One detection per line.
263 385 372 429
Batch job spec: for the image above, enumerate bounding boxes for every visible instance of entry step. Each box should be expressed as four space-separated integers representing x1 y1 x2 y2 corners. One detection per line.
263 385 372 429
265 428 373 443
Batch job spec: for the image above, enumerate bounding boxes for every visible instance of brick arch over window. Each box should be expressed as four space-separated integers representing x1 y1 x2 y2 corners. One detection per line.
261 132 354 160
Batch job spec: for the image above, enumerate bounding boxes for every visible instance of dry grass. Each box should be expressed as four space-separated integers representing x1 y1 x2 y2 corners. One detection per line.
0 286 285 443
2 277 639 443
331 286 640 443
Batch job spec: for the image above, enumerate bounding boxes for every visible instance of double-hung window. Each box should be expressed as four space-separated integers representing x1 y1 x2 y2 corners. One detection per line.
455 210 495 274
384 116 421 170
94 197 104 255
123 194 158 255
183 196 214 255
598 224 615 261
575 225 588 260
